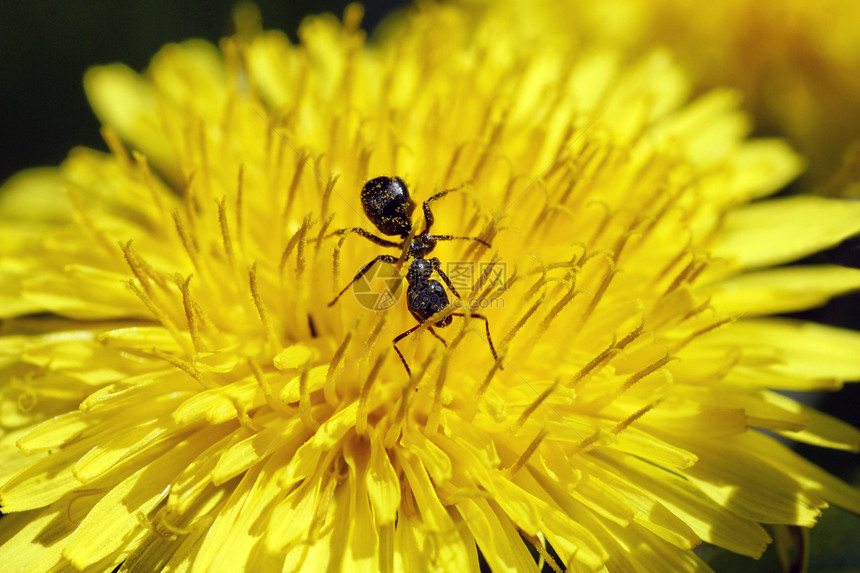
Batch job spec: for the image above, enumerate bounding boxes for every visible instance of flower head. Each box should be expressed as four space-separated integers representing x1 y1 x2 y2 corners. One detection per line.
1 3 860 572
468 0 860 190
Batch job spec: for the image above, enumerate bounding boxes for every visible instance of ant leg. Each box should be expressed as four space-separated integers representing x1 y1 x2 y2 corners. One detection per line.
420 184 488 245
328 254 399 307
421 183 469 234
324 227 402 249
428 326 447 347
430 258 462 299
432 234 491 248
451 312 503 370
393 322 425 377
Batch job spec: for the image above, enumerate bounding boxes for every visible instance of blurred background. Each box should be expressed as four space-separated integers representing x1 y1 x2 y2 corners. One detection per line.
0 0 404 184
1 2 858 570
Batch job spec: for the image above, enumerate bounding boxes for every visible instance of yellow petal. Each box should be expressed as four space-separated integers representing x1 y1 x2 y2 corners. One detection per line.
0 429 48 486
278 365 328 403
60 146 178 228
173 379 262 426
779 411 860 452
440 409 501 468
191 464 262 573
517 469 613 568
342 440 381 573
609 426 698 469
741 431 860 515
709 318 860 381
84 64 180 180
194 448 294 573
98 326 185 353
711 196 860 269
20 329 153 385
273 343 318 370
25 264 145 319
16 410 88 455
584 463 701 551
147 40 228 123
651 89 746 167
73 419 173 483
396 456 477 571
399 451 458 532
393 513 430 573
605 451 771 558
366 430 401 525
619 521 712 573
62 430 214 568
280 473 350 573
456 497 537 573
120 511 211 573
401 426 454 484
0 439 87 512
569 470 634 527
726 139 805 202
679 434 826 526
0 168 72 223
211 424 276 486
264 473 324 554
281 401 359 488
707 265 860 316
167 431 235 515
0 500 87 572
80 373 197 415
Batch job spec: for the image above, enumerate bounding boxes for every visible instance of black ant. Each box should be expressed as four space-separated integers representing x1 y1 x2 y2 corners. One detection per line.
327 176 501 376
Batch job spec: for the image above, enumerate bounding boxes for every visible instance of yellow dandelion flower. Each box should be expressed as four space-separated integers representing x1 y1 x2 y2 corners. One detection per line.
469 0 860 191
2 3 860 572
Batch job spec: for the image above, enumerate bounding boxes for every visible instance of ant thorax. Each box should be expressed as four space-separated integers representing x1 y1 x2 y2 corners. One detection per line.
408 234 436 258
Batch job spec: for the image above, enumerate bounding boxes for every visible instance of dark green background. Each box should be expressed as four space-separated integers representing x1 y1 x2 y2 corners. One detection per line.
0 1 403 183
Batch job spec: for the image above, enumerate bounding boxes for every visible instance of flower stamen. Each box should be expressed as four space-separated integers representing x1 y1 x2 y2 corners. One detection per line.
671 316 735 352
278 215 311 279
356 351 386 435
522 531 565 573
66 187 124 260
324 328 354 406
151 348 217 390
216 196 235 267
513 380 560 434
249 263 281 350
578 258 621 328
248 358 291 415
620 354 675 393
571 322 646 386
126 280 191 352
385 351 438 448
298 366 318 429
610 401 659 436
179 276 204 353
505 427 548 477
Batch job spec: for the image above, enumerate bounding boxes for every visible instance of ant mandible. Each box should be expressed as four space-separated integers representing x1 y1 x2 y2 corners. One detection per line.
327 176 501 376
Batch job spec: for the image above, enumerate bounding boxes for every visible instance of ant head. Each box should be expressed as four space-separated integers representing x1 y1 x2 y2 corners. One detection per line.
360 176 415 237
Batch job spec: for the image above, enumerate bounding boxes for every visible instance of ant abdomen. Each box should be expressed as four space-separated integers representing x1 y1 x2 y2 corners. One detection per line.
407 281 451 328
